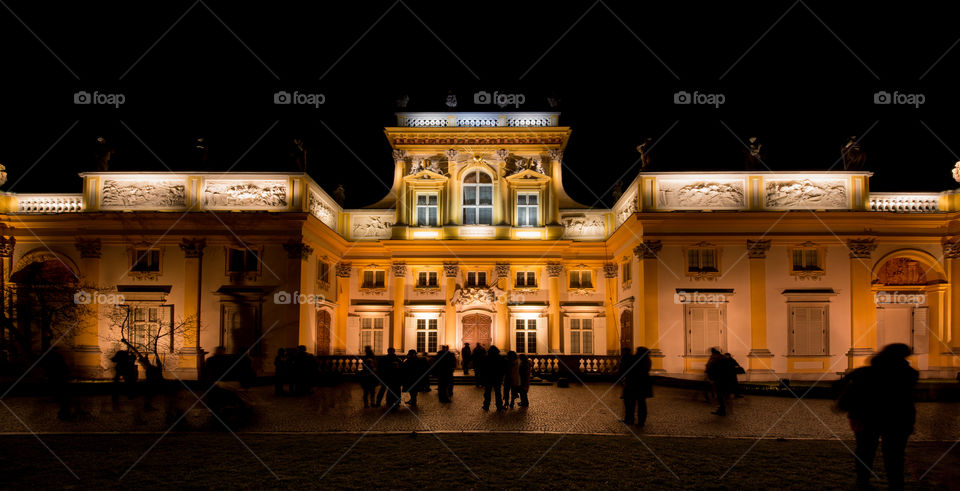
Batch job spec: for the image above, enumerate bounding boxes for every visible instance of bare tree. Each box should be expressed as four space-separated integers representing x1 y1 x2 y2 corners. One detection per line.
103 306 198 371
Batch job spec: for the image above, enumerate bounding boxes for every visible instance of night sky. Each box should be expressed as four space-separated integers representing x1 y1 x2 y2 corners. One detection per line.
1 1 958 208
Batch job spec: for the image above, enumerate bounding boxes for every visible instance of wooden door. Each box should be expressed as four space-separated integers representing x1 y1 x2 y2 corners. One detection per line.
316 310 331 355
620 310 633 350
462 313 492 348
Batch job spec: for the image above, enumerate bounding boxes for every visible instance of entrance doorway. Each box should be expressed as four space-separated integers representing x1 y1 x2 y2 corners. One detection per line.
461 313 492 349
620 310 633 350
316 310 331 355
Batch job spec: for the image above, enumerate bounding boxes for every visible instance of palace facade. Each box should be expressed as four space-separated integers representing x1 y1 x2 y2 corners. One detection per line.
2 111 959 381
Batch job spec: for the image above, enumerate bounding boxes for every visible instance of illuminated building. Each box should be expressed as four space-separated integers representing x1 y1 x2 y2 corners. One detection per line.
1 112 958 381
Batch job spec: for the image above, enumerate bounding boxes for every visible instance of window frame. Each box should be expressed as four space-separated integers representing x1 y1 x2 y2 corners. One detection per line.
466 271 487 288
684 304 726 356
415 192 440 227
361 269 387 289
416 271 439 288
360 316 386 354
788 303 829 356
568 270 594 290
514 270 538 289
621 260 632 286
318 261 330 285
131 248 161 274
569 317 594 354
462 170 494 226
514 318 538 354
415 318 439 354
790 244 825 277
515 191 539 227
685 245 720 278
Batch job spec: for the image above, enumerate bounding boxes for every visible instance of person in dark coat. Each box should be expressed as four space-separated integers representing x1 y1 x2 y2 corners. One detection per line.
292 345 316 395
359 346 378 408
505 351 521 408
434 345 455 403
402 349 428 406
837 343 918 490
110 349 137 409
461 343 472 376
377 348 402 410
273 348 288 395
517 354 531 407
705 347 734 416
622 346 653 426
140 354 164 411
482 345 506 411
44 348 72 420
725 352 745 398
204 346 230 386
472 344 486 387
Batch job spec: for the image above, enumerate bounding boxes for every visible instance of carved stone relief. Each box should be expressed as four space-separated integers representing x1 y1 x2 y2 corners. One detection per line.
656 180 745 209
308 191 337 229
101 179 186 209
350 214 394 239
203 180 287 208
764 179 847 209
561 213 606 238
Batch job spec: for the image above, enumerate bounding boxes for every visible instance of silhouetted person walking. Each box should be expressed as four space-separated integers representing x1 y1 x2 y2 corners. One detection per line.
482 345 506 411
705 347 734 416
435 345 455 403
505 351 521 408
461 343 472 376
517 354 531 407
838 343 918 490
273 348 288 395
378 348 402 410
472 345 486 387
110 349 137 410
360 346 378 408
402 350 428 406
621 346 653 426
44 348 72 420
725 352 745 398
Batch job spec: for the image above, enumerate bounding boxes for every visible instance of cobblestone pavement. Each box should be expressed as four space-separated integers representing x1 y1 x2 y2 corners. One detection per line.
2 383 959 440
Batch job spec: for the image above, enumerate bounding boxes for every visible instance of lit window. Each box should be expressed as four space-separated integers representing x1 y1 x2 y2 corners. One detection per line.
416 193 439 227
516 192 538 227
318 262 330 284
462 170 493 225
792 247 823 273
362 270 386 288
515 319 537 354
416 318 439 353
570 318 594 354
227 248 259 273
466 271 487 287
621 261 631 284
568 270 593 289
129 306 160 351
360 317 385 354
515 271 537 288
687 248 718 274
132 249 160 273
417 271 438 288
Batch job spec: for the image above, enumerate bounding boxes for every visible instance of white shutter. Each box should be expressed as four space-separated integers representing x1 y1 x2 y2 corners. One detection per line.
687 307 706 354
705 308 721 352
912 306 929 354
404 317 418 353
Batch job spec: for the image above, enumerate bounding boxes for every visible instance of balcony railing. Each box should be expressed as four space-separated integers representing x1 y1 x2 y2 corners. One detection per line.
16 194 84 213
314 354 622 377
869 193 941 212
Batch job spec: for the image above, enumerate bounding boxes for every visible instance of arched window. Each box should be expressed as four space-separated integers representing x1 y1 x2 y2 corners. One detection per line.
462 170 493 225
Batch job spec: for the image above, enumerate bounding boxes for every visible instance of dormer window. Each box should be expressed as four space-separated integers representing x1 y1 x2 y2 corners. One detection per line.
516 192 538 227
463 170 493 225
416 193 439 227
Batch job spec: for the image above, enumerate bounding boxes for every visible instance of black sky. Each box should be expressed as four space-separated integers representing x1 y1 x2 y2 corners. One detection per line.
1 1 958 208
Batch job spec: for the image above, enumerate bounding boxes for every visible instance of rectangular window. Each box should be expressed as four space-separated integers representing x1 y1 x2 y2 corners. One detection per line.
360 317 385 354
416 318 439 353
687 248 718 273
318 262 330 284
416 194 439 227
129 306 160 351
789 305 828 355
227 248 259 273
132 249 160 273
686 305 725 355
570 318 594 354
568 270 593 289
516 193 539 227
621 261 631 284
416 271 438 288
466 271 487 287
515 271 537 288
362 270 386 288
792 247 823 272
515 319 537 354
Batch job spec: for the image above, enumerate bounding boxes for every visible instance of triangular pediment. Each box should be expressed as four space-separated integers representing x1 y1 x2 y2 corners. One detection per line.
505 169 550 183
403 170 449 183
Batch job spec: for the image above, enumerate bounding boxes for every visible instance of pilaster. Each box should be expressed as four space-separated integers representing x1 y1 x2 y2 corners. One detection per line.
546 262 563 353
178 238 205 378
283 240 313 348
74 238 102 377
334 261 351 354
634 240 664 371
746 240 775 380
603 262 619 355
495 262 510 349
847 238 877 369
392 262 406 350
443 262 458 351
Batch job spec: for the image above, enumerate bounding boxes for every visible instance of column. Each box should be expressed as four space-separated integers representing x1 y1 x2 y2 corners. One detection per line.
0 235 14 353
924 282 948 370
603 262 619 355
943 239 960 368
391 262 406 350
546 149 563 225
847 238 877 369
179 238 205 378
74 238 103 377
334 261 351 354
443 262 458 351
283 240 313 348
495 263 510 349
635 240 664 371
746 240 775 380
546 262 563 353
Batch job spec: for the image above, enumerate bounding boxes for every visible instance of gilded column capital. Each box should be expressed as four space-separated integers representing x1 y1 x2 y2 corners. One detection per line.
633 240 662 259
546 262 563 277
283 241 313 261
75 238 101 259
392 262 407 277
943 238 960 259
847 238 877 259
335 261 352 278
179 238 206 258
443 262 459 278
603 262 618 278
495 262 511 278
746 239 771 259
0 236 15 258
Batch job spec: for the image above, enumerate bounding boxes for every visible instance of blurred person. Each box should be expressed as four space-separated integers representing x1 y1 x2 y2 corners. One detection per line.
482 345 506 411
435 345 455 403
359 346 378 408
461 342 472 376
273 348 288 395
705 347 735 416
517 354 531 407
622 346 653 426
472 344 486 387
505 351 521 408
402 349 428 406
